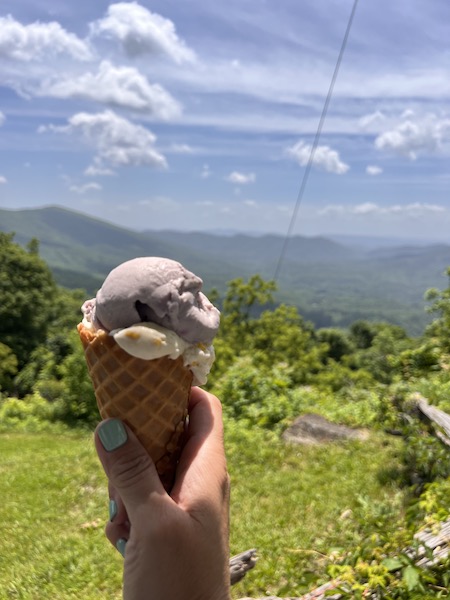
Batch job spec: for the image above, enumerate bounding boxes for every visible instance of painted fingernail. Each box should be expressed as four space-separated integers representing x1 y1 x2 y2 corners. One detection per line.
98 419 128 452
116 538 127 557
109 499 117 522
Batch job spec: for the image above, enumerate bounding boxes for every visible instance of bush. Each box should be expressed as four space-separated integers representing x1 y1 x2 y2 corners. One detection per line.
213 357 302 431
0 393 66 433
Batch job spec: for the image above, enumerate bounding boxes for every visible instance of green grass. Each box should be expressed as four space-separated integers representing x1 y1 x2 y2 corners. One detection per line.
0 424 406 599
0 432 122 600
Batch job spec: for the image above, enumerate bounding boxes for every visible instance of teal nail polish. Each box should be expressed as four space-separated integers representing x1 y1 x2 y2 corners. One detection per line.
98 419 128 452
116 538 127 558
109 499 117 522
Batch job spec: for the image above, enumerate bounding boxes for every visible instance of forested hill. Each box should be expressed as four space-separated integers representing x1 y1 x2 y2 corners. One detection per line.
1 205 449 335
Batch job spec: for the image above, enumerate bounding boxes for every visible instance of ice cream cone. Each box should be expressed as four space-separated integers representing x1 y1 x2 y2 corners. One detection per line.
78 323 193 491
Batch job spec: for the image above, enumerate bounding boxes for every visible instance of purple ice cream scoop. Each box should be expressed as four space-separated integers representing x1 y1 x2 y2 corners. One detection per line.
91 257 220 345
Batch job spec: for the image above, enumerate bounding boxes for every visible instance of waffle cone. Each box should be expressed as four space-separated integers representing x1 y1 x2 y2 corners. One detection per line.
77 323 193 491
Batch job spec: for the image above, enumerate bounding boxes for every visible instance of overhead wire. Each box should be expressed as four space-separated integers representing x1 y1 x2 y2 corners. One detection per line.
273 0 361 281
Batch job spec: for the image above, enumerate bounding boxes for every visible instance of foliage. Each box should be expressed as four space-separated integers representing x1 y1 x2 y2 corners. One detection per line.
53 330 98 427
0 392 65 433
213 357 300 431
0 341 18 392
0 233 58 374
425 267 450 352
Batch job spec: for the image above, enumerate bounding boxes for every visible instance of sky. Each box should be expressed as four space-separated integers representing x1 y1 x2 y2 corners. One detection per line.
0 0 449 240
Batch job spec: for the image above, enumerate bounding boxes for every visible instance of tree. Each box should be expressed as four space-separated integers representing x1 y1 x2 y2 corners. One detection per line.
222 275 277 329
317 327 355 362
425 267 450 352
0 233 58 374
0 342 18 393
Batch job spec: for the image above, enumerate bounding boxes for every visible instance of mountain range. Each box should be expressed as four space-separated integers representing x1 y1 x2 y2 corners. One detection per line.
1 205 449 336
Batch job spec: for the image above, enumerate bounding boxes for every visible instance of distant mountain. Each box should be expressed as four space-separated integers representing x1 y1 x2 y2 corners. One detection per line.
1 205 449 335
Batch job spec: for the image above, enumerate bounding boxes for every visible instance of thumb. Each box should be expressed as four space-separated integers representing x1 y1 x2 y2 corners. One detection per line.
95 419 166 516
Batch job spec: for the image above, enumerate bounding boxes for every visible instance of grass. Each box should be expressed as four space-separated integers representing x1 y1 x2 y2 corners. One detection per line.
0 423 407 600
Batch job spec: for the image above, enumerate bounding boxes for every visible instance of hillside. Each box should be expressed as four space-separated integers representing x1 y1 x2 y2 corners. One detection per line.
1 205 449 335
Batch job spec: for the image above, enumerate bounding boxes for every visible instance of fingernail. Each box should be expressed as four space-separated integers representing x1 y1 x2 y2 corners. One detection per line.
109 499 117 522
116 538 127 557
98 419 128 452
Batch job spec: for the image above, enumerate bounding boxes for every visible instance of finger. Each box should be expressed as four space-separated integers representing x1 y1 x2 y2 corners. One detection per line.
172 388 229 505
108 485 128 525
105 520 130 554
95 418 166 518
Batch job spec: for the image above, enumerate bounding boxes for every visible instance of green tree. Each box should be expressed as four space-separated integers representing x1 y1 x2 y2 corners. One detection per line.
0 233 58 374
317 327 355 362
0 342 18 393
222 275 277 329
425 267 450 353
213 275 277 377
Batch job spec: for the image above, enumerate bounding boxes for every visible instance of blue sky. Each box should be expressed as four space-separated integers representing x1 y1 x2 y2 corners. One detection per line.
0 0 449 240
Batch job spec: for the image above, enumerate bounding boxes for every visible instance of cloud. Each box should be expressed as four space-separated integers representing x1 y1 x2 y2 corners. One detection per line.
0 112 5 126
38 61 181 119
318 202 446 217
201 164 211 179
84 165 115 177
0 14 93 61
375 112 450 160
69 182 102 194
89 2 195 64
358 111 385 129
0 175 7 184
226 171 256 184
286 140 349 174
40 110 168 172
366 165 383 176
170 143 194 154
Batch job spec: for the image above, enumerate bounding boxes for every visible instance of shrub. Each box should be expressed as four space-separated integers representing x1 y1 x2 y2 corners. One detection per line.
0 392 65 433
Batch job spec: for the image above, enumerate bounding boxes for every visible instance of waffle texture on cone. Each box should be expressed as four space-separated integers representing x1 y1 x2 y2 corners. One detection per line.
78 323 193 490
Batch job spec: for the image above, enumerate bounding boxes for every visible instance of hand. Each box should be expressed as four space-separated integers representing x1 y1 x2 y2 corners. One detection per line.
94 387 231 600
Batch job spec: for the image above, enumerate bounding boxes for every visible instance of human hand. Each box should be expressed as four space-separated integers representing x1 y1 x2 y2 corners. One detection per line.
94 387 231 600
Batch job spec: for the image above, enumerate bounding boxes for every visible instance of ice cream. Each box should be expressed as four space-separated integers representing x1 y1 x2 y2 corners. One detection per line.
78 256 220 490
81 257 220 385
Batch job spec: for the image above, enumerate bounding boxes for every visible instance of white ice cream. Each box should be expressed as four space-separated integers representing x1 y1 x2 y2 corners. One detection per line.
82 309 215 386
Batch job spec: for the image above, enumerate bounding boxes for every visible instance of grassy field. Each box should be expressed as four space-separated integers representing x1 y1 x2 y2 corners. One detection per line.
0 423 406 599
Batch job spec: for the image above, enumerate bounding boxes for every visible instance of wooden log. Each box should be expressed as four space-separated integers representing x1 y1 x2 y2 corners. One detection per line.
415 394 450 447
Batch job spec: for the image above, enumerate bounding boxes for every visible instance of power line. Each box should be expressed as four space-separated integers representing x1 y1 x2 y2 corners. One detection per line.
273 0 360 281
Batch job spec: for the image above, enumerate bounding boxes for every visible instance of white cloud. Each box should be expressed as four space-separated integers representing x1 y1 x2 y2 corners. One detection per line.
318 202 446 217
0 112 5 126
84 165 115 177
375 113 450 160
38 61 182 119
366 165 383 176
243 199 258 207
286 140 350 175
40 110 168 172
0 14 93 61
69 182 102 194
0 175 7 184
201 164 211 179
359 111 385 129
89 2 195 64
170 143 194 154
226 171 256 184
